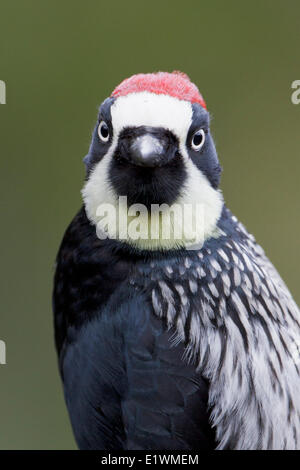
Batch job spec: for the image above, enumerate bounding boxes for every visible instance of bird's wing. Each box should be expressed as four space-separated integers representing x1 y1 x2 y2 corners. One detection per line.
148 214 300 449
238 219 300 332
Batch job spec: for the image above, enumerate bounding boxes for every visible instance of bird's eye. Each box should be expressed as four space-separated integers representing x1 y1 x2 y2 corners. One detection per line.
191 129 205 151
98 121 110 142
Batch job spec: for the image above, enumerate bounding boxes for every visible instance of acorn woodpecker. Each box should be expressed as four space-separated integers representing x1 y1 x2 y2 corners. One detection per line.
53 72 300 450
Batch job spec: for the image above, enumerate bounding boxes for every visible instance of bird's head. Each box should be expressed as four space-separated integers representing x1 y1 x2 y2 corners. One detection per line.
82 72 223 250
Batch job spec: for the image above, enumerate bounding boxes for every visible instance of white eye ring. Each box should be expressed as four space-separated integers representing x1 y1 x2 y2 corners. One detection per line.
191 129 205 151
98 120 110 142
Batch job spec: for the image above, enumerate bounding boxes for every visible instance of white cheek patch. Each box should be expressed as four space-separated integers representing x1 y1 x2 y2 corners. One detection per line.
82 92 224 250
177 157 223 242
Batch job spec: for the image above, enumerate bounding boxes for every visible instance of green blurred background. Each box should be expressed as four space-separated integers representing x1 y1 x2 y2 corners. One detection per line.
0 0 299 449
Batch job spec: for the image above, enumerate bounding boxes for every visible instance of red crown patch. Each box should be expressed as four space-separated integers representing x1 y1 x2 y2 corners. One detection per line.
111 71 207 109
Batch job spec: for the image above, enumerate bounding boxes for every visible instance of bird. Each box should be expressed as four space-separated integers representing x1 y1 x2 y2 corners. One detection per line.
53 71 300 450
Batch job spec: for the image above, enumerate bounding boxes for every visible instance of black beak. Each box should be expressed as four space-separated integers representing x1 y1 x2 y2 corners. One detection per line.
130 135 165 167
117 127 178 168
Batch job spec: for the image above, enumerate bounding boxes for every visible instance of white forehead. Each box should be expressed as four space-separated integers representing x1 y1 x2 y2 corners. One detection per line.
110 92 193 143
